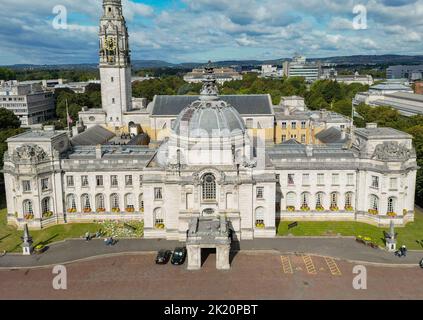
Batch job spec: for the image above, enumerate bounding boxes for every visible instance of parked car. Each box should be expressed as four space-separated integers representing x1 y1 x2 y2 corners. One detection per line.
171 247 187 265
155 250 172 265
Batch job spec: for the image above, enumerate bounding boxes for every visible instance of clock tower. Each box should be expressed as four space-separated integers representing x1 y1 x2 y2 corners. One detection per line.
99 0 132 128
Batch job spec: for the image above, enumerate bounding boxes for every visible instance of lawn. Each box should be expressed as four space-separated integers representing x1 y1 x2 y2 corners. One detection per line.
0 208 101 253
277 208 423 250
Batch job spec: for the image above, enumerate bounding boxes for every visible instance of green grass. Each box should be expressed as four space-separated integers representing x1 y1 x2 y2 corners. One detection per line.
277 208 423 250
0 208 101 253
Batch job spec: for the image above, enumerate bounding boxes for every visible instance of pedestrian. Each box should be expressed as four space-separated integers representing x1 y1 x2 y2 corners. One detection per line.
85 232 90 241
401 245 407 257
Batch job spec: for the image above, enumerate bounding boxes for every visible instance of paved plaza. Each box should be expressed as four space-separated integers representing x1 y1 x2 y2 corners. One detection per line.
0 252 422 300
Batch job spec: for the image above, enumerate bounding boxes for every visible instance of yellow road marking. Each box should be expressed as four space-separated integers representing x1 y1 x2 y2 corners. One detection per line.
324 257 342 276
302 255 317 275
280 256 293 274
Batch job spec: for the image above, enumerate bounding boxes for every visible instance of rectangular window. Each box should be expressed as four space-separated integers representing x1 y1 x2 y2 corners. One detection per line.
302 174 310 186
256 187 264 199
332 173 339 185
246 118 253 129
154 188 163 200
371 176 379 189
41 178 49 191
81 176 89 187
67 176 74 187
96 175 103 187
125 175 133 186
281 122 287 129
347 173 354 186
390 178 398 190
139 175 143 186
282 135 287 142
22 180 31 192
301 134 306 143
291 122 297 129
317 173 325 185
111 175 118 187
288 174 295 186
301 121 307 129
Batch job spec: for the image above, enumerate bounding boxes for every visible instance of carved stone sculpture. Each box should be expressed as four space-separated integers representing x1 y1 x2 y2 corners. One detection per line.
372 142 410 160
13 144 48 162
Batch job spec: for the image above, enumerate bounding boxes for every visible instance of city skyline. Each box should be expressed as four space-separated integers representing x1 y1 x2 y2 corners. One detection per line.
1 0 423 65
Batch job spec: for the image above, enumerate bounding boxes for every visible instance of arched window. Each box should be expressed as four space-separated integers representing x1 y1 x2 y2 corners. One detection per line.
41 197 51 214
255 207 265 226
286 192 296 210
139 194 144 212
316 192 324 209
23 200 33 215
300 192 310 208
96 194 105 210
369 194 379 212
110 193 120 210
81 194 91 211
387 197 396 213
202 174 216 200
125 193 134 211
154 208 164 226
345 192 353 209
330 192 338 209
66 194 77 211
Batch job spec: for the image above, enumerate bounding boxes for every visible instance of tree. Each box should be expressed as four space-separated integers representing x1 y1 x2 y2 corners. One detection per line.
0 68 16 81
0 108 21 129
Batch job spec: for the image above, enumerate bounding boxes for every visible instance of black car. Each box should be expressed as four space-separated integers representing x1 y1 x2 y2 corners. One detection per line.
420 258 423 269
155 250 172 265
171 247 187 265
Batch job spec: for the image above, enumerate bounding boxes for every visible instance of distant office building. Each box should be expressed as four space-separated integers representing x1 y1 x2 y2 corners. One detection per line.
184 67 243 84
322 69 374 85
54 80 100 94
283 55 321 82
387 65 423 81
260 65 283 78
0 81 55 126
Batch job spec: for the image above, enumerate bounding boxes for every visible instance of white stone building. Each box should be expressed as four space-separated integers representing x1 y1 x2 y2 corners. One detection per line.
2 0 418 241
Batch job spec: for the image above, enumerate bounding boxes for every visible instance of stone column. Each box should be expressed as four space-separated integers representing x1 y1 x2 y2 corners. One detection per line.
187 245 201 270
216 244 230 270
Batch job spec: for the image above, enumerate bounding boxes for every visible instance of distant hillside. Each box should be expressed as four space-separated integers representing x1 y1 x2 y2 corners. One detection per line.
4 55 423 70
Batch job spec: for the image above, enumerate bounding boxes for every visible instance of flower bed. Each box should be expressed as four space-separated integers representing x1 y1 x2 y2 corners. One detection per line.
356 235 379 249
111 208 121 213
67 208 77 213
101 220 144 238
300 205 310 212
368 209 378 215
255 222 265 229
315 206 325 212
96 208 106 213
387 212 397 217
286 206 295 212
42 211 54 218
330 206 339 212
125 207 135 213
345 206 354 212
24 213 34 220
155 223 165 229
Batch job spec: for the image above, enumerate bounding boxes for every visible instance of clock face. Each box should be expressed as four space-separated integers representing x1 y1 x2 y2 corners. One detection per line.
105 37 116 51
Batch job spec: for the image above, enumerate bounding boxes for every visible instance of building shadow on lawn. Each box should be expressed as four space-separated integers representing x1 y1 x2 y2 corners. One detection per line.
0 234 11 242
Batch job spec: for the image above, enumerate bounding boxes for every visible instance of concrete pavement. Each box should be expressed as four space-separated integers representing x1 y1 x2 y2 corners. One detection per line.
0 237 422 269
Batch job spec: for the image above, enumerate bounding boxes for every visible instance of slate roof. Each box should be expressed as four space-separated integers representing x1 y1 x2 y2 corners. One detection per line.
71 125 115 146
151 94 273 116
315 127 349 144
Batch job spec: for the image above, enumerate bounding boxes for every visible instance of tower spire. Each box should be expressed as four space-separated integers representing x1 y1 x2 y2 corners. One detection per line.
200 61 219 100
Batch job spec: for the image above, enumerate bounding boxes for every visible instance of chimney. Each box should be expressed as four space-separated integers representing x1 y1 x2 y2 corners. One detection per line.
366 123 378 129
95 144 103 159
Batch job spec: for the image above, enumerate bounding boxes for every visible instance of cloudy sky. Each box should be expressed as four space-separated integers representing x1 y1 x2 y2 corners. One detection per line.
0 0 422 65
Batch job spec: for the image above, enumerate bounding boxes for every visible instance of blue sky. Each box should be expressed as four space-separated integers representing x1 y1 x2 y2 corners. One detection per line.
0 0 422 65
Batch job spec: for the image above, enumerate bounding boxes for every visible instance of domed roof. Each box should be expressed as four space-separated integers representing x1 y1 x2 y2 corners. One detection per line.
172 98 246 138
172 62 246 138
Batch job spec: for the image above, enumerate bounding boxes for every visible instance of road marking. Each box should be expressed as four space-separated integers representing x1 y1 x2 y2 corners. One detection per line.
302 255 317 275
324 257 342 276
280 256 293 274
